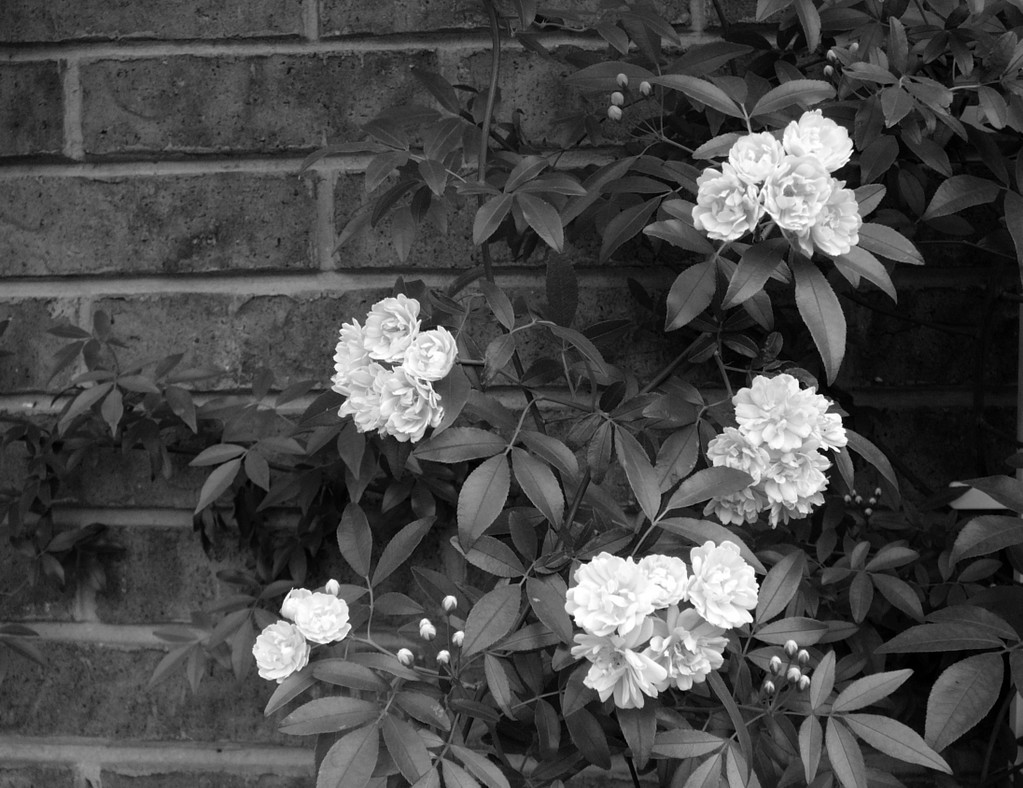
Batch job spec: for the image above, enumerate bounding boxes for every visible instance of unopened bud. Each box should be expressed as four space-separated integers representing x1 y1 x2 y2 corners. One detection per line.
763 680 776 695
823 65 834 78
616 72 629 88
787 666 803 683
784 640 799 657
827 48 838 63
797 649 810 665
849 42 859 53
436 649 451 665
610 91 625 107
868 497 877 506
397 648 414 666
854 495 863 505
419 618 436 641
864 508 873 516
442 595 458 612
639 80 652 96
769 655 783 674
607 105 623 121
324 579 341 596
843 494 852 503
452 630 464 647
874 487 882 497
798 675 811 691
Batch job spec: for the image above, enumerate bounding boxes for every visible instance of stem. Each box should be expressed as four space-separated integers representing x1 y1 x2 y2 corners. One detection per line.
478 0 502 285
624 756 642 788
713 351 734 399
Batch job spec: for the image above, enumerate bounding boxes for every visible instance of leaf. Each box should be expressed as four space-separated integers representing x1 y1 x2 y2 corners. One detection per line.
614 427 661 521
432 365 472 433
473 194 514 245
465 536 526 578
665 260 717 331
414 428 508 463
244 450 270 491
496 622 560 652
871 574 923 621
722 240 787 308
652 729 726 759
793 0 821 55
442 760 480 788
878 622 1004 653
461 585 521 657
280 697 380 736
519 431 578 477
845 430 900 504
516 193 563 252
337 503 373 578
479 280 515 331
643 219 714 254
412 67 461 114
962 475 1023 513
546 257 579 327
599 198 660 262
449 745 511 788
383 715 432 784
922 175 1001 221
928 606 1017 640
565 62 656 91
753 617 829 646
663 467 753 512
751 79 834 116
926 653 1003 752
457 454 510 547
649 74 743 118
484 335 516 384
100 387 124 436
59 382 114 430
831 669 912 713
618 706 656 769
194 458 241 513
312 660 390 693
315 724 379 788
856 223 923 265
843 714 950 774
1005 191 1023 264
799 716 823 783
834 247 896 301
811 651 836 710
511 448 564 526
372 516 435 587
756 551 806 624
655 424 700 492
190 443 247 467
527 575 575 644
826 718 867 788
395 692 451 731
263 666 317 716
791 255 845 384
565 709 612 769
165 385 198 432
657 518 764 572
950 515 1023 564
547 325 610 377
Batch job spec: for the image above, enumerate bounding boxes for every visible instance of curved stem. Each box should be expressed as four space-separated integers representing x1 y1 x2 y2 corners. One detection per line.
478 0 502 285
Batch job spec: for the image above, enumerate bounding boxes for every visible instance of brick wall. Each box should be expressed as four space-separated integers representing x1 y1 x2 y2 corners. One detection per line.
0 1 1018 786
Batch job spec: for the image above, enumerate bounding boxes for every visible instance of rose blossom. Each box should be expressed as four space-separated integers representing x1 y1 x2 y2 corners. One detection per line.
403 327 457 382
362 294 421 362
810 182 862 257
565 552 658 637
728 132 784 185
645 606 728 691
571 618 667 709
686 541 759 629
763 155 833 240
331 321 370 396
281 588 352 644
761 445 832 527
704 485 768 526
252 621 311 683
692 164 763 242
706 427 771 483
733 373 829 453
638 555 689 608
337 361 389 433
782 110 853 172
378 368 444 443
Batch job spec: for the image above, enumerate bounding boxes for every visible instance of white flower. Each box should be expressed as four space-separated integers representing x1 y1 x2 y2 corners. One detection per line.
761 445 831 527
452 630 464 647
564 552 659 637
638 555 690 608
706 427 771 483
686 541 759 629
817 411 848 451
733 373 829 453
337 361 389 433
252 621 311 683
363 294 421 362
324 579 341 596
810 182 862 257
782 110 853 172
645 606 728 691
704 485 767 526
378 368 444 443
763 155 833 237
281 588 352 645
571 619 667 709
403 327 457 382
419 618 436 640
728 132 784 185
692 164 763 242
331 321 370 396
397 647 415 665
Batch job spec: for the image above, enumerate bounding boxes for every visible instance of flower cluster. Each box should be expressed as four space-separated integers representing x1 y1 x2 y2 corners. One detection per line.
331 294 457 443
705 373 847 528
252 580 351 683
565 543 758 709
692 110 862 258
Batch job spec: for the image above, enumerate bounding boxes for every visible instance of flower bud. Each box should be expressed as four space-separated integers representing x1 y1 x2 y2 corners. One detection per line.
849 42 859 53
854 495 863 505
868 497 877 506
452 630 464 647
324 579 341 596
610 91 625 107
763 680 776 695
442 595 458 613
827 49 838 63
874 487 882 497
787 666 803 683
616 72 629 88
864 507 873 516
397 648 414 666
607 105 623 122
419 618 436 641
784 640 799 657
639 80 652 96
436 649 451 665
769 656 783 675
843 494 852 503
823 65 834 78
797 649 810 665
798 675 811 691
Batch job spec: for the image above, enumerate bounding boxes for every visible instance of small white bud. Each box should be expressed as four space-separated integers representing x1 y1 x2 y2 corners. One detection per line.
763 680 776 695
797 649 810 665
854 495 863 505
787 666 803 683
419 618 436 641
610 91 625 107
843 494 852 503
798 675 811 691
864 507 873 516
397 648 414 666
324 579 341 596
616 72 629 88
452 630 464 647
639 80 652 96
868 497 877 506
436 649 451 665
784 640 799 657
442 595 458 612
607 105 623 121
874 487 883 497
769 656 783 674
849 42 859 53
823 65 834 78
827 48 838 63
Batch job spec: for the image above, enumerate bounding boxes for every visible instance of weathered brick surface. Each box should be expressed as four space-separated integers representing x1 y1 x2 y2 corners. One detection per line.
0 525 72 621
0 643 289 742
0 766 74 788
0 299 81 391
65 450 207 509
101 773 310 788
0 63 64 158
0 0 304 43
0 174 319 277
81 53 436 156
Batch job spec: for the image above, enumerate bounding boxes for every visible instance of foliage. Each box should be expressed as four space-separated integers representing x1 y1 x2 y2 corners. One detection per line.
4 0 1023 786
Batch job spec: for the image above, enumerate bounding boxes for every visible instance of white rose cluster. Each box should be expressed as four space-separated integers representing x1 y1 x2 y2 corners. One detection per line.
331 295 457 443
705 373 847 528
565 544 758 709
693 110 862 258
252 580 352 683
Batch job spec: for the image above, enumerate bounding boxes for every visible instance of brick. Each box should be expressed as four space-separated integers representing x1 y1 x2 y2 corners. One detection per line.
0 766 74 788
0 63 63 158
101 773 310 788
0 643 290 742
0 0 303 43
65 450 207 509
709 0 760 24
0 299 81 391
81 53 436 156
0 174 319 277
0 525 72 621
